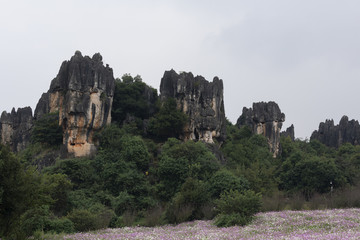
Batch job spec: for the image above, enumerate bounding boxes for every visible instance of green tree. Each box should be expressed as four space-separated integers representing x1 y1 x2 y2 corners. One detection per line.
156 139 220 200
0 144 49 238
279 154 345 200
148 98 188 140
209 169 249 198
112 74 158 125
41 173 73 216
222 130 277 195
31 112 63 146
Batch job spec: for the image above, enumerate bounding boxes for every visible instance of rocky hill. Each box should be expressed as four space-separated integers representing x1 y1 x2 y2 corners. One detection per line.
236 101 287 157
0 51 115 157
0 107 33 152
10 51 360 159
35 51 115 157
160 70 226 144
311 115 360 148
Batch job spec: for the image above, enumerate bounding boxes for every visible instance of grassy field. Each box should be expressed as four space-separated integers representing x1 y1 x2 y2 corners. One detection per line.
44 208 360 239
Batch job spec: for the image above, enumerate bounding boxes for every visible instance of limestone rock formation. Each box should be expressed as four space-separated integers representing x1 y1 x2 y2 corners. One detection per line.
311 116 360 148
236 101 285 157
281 124 295 141
159 70 226 143
0 107 33 152
34 51 115 157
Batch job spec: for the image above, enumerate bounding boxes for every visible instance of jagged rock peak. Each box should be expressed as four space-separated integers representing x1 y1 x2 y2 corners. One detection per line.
281 124 295 141
160 69 226 143
0 107 33 152
34 51 115 157
42 51 114 100
236 101 285 157
311 115 360 148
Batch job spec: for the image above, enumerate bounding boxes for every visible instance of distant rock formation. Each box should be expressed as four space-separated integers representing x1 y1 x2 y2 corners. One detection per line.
311 116 360 148
236 101 285 157
0 107 33 152
159 70 226 143
281 124 295 141
35 51 115 157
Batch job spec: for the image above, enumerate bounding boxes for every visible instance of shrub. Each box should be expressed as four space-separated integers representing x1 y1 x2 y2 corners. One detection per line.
67 209 97 232
66 204 114 232
214 190 262 227
143 206 166 227
20 205 51 237
209 169 249 198
114 210 137 227
215 213 252 227
165 178 211 223
46 217 74 234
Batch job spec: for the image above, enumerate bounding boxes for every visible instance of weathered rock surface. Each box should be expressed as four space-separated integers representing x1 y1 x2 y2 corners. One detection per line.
159 70 226 143
0 107 33 152
311 116 360 148
236 101 285 157
281 124 295 141
34 51 115 157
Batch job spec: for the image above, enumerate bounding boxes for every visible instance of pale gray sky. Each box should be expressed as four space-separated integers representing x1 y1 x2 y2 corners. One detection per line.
1 0 360 139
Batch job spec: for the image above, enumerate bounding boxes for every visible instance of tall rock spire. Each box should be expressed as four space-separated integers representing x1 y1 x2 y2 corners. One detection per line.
159 70 226 143
35 51 115 157
0 107 33 152
237 101 285 157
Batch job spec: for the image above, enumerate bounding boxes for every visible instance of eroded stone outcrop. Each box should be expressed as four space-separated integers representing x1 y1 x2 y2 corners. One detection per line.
311 116 360 148
35 51 115 157
0 107 33 152
159 70 226 143
281 124 295 141
236 101 285 157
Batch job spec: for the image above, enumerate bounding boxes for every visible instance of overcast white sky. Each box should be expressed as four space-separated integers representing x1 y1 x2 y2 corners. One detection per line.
1 0 360 139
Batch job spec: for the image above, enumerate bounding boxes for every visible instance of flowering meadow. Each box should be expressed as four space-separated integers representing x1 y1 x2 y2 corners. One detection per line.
46 208 360 240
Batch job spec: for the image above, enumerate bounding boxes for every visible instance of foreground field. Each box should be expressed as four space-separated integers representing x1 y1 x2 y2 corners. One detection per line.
49 208 360 239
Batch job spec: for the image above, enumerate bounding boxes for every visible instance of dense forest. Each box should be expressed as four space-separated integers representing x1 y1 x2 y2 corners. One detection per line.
1 74 360 239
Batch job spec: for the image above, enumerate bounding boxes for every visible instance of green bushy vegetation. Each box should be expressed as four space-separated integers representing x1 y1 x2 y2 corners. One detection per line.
4 74 360 239
112 74 158 126
148 98 188 140
214 190 262 227
31 112 63 146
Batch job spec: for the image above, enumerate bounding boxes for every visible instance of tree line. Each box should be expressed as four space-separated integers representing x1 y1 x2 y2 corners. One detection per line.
1 74 360 239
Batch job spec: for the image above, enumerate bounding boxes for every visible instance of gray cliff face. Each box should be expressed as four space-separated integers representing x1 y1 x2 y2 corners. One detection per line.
281 124 295 141
236 101 285 157
0 107 33 152
159 70 226 143
311 116 360 148
34 51 115 157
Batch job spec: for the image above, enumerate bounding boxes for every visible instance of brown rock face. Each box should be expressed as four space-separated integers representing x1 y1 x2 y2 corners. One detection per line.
35 51 115 157
0 107 33 152
236 101 285 157
159 70 226 143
